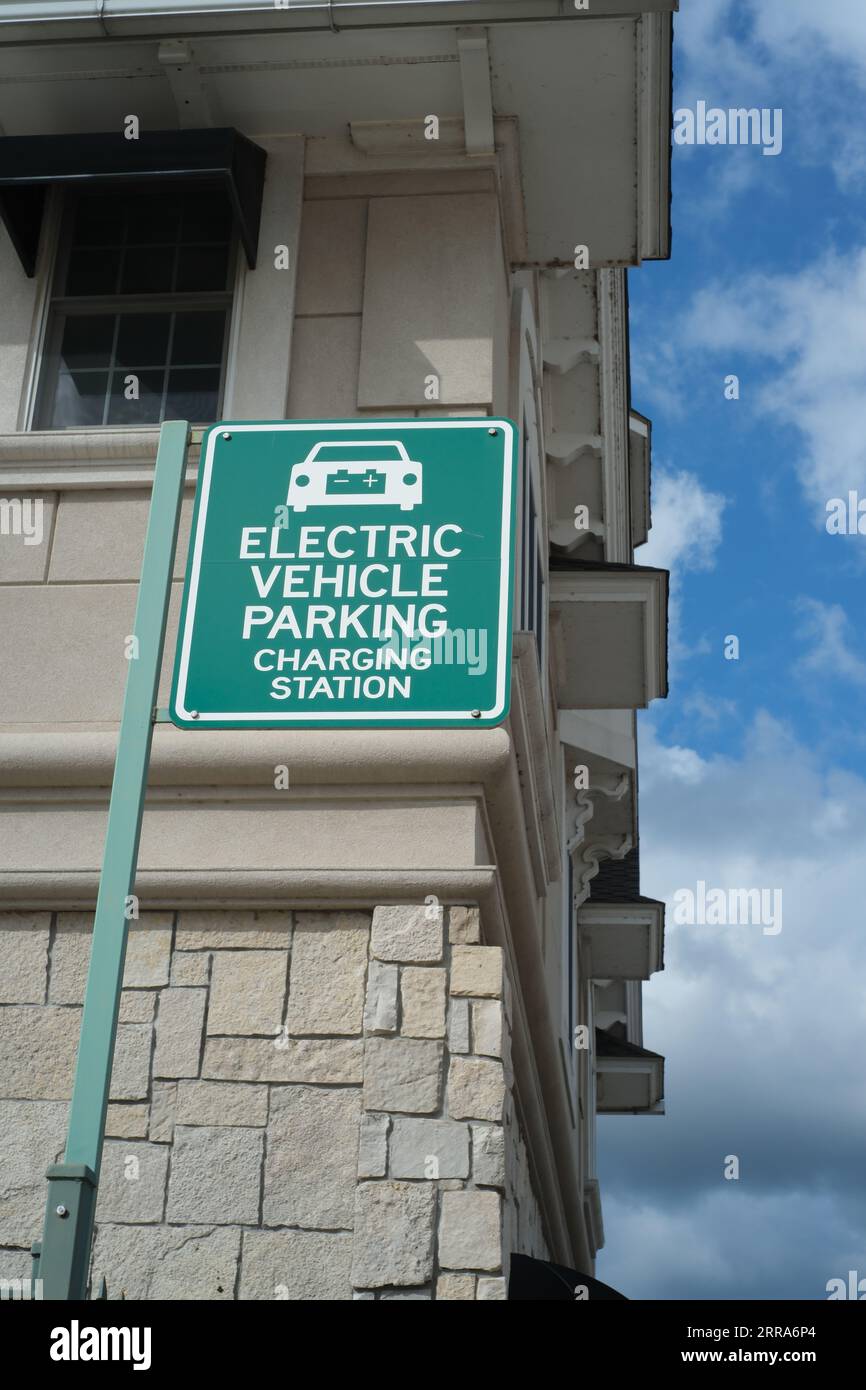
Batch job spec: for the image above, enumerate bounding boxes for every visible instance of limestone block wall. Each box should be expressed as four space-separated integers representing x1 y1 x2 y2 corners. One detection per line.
0 903 550 1299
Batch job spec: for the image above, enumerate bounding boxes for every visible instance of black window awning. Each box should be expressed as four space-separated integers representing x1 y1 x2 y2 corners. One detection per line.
0 127 267 277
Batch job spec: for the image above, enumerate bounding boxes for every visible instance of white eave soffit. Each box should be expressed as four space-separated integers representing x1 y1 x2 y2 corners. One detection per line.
0 6 675 268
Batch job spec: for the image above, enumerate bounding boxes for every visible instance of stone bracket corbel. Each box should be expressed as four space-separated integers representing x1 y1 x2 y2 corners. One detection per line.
575 833 634 901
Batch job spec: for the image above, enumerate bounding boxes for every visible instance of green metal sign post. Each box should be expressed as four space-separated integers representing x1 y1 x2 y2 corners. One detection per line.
171 418 516 729
36 420 189 1301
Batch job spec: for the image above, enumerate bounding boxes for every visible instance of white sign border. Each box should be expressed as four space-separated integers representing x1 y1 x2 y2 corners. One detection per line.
172 419 514 725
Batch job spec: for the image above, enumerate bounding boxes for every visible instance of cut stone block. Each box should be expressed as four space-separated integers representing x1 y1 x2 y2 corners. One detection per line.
400 967 446 1038
471 1123 506 1188
351 1181 435 1289
166 1126 264 1225
175 910 291 951
438 1189 501 1272
91 1224 240 1301
0 912 50 1003
285 912 368 1036
370 904 443 964
263 1086 361 1229
207 951 288 1037
170 953 211 987
0 1006 78 1099
105 1104 149 1140
358 1112 389 1179
363 959 398 1035
95 1141 169 1224
118 991 156 1025
176 1081 268 1128
149 1082 177 1144
153 988 207 1079
202 1036 363 1084
447 998 471 1054
109 1023 152 1101
449 945 503 998
448 906 482 945
437 1274 476 1300
389 1117 469 1180
472 999 505 1057
363 1037 443 1114
240 1229 353 1301
447 1056 505 1123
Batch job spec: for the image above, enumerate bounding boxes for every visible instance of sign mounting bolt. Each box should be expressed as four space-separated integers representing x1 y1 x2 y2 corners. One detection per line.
56 1206 69 1219
221 431 232 440
471 710 482 718
487 427 497 435
190 710 199 719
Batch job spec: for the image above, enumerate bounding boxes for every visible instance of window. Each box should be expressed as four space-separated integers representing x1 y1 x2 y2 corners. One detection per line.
33 185 235 429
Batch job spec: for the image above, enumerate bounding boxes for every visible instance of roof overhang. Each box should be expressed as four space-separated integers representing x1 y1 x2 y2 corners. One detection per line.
0 6 674 267
595 1028 664 1114
579 899 664 979
550 563 669 709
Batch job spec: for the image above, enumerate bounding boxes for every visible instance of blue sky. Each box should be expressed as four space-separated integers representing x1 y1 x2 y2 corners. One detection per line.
597 0 866 1301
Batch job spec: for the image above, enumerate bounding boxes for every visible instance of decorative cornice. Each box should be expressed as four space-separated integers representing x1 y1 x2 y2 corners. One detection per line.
571 771 630 848
575 833 634 900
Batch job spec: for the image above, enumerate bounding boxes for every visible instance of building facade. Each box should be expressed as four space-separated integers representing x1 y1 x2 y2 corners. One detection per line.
0 0 675 1301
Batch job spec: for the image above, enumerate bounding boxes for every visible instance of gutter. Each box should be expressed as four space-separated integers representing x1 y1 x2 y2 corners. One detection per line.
0 1 676 43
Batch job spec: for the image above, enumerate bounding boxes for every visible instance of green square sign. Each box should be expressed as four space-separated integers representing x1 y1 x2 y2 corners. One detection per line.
170 419 516 728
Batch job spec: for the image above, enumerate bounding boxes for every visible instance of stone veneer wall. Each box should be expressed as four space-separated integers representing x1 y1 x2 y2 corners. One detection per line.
0 904 551 1299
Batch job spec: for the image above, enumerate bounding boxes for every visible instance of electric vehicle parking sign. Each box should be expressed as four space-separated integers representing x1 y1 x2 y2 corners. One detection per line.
170 418 516 728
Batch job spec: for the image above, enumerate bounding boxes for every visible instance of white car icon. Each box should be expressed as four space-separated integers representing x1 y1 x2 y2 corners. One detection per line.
287 440 423 512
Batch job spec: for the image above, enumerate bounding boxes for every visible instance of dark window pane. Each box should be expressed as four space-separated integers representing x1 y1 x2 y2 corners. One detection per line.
115 313 171 369
176 243 231 292
165 366 220 423
71 195 124 248
51 371 108 427
59 315 115 370
65 248 121 296
124 197 181 246
181 191 232 243
106 369 165 425
41 185 232 428
172 310 226 366
119 246 175 295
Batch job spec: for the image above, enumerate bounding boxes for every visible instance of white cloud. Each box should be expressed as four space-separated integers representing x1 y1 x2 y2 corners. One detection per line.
794 596 866 685
682 690 738 727
680 248 866 510
640 468 727 574
639 468 728 668
752 0 866 83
